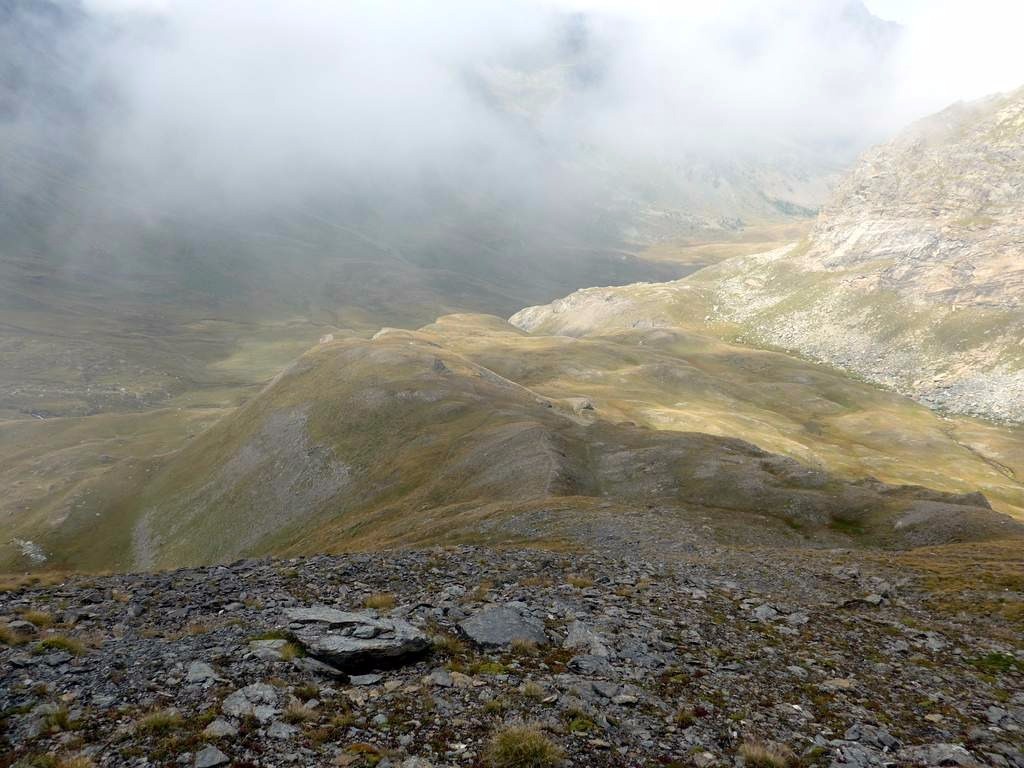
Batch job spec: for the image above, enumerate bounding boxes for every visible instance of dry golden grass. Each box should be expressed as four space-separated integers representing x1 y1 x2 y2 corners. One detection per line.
738 739 797 768
21 609 55 627
135 708 183 735
883 538 1024 634
0 624 27 646
565 575 593 589
0 572 67 592
37 635 85 656
363 592 396 610
510 638 540 657
432 632 467 657
521 681 546 701
282 701 316 724
485 724 564 768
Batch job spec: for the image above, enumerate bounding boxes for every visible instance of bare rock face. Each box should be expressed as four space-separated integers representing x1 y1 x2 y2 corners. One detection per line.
284 606 429 671
458 605 548 648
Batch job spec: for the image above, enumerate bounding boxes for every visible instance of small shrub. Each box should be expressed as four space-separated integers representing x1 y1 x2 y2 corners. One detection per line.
970 652 1021 675
473 661 508 676
364 593 396 610
37 636 85 656
738 739 796 768
566 716 594 733
135 709 184 735
485 725 563 768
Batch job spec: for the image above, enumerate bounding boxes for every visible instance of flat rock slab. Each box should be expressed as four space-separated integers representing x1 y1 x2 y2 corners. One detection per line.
284 606 429 672
194 745 230 768
458 605 548 647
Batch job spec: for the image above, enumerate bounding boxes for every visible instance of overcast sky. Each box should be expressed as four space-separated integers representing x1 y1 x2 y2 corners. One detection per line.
43 0 1024 223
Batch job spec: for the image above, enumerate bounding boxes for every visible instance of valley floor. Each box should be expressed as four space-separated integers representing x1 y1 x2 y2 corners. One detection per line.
1 543 1022 767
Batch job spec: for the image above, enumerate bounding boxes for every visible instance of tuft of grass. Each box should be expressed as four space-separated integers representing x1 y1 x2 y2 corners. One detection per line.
674 708 696 727
520 576 552 588
0 625 28 646
473 661 508 676
738 739 797 768
135 709 184 735
510 639 539 657
41 706 78 733
21 610 55 628
294 682 319 701
282 702 316 724
484 698 509 715
279 641 304 660
363 593 396 610
37 636 85 656
432 633 467 657
522 681 545 701
0 572 67 593
464 581 495 604
485 725 564 768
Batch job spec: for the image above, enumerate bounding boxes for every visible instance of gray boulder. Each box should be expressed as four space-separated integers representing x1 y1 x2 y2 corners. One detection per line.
284 606 429 671
897 744 978 767
202 718 238 738
195 746 230 768
222 682 278 718
563 620 609 657
185 661 219 684
458 605 547 648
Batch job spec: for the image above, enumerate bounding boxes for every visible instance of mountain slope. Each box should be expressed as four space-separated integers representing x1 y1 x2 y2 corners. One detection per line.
11 314 1021 572
694 88 1024 422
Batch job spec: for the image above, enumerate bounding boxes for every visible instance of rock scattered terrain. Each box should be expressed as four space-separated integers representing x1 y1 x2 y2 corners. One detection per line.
2 546 1022 767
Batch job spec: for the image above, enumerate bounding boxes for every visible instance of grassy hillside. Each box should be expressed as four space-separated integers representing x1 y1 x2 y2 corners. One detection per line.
8 313 1020 572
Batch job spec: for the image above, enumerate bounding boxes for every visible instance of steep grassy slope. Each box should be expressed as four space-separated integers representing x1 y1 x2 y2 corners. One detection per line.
9 316 1020 572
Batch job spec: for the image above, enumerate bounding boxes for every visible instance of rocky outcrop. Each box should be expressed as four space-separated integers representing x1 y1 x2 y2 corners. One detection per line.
704 88 1024 423
458 605 548 648
285 606 430 671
